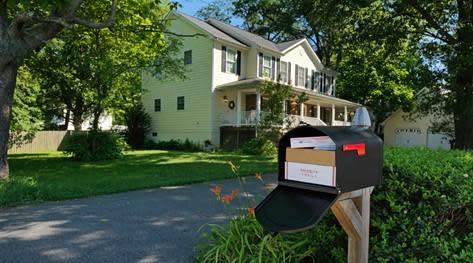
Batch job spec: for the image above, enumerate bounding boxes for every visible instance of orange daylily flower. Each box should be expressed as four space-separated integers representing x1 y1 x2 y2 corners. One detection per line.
255 172 263 181
230 190 239 198
247 207 255 216
222 194 233 204
210 185 221 196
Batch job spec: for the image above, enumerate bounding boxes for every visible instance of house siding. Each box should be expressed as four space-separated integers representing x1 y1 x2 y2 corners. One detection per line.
383 110 451 149
280 45 321 88
142 17 214 145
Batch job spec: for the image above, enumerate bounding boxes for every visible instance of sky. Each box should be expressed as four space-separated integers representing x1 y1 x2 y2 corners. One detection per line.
174 0 244 26
175 0 210 16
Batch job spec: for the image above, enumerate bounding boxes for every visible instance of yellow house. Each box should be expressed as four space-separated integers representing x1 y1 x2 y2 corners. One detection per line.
142 11 360 148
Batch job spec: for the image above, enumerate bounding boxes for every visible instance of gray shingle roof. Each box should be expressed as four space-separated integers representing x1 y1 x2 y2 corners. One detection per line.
175 12 247 47
207 18 281 53
276 39 305 52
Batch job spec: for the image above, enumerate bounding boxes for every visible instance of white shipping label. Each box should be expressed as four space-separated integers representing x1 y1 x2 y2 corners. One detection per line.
285 162 336 187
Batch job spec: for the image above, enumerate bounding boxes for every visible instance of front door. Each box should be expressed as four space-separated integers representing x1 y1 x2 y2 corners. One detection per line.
246 94 256 111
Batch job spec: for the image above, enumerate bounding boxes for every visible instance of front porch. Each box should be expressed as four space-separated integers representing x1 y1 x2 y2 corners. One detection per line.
217 87 357 128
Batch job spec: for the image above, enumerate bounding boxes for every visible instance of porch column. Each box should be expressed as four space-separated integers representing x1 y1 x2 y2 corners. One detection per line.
256 89 261 122
236 90 242 127
316 104 321 119
344 106 348 123
331 104 336 125
300 102 304 118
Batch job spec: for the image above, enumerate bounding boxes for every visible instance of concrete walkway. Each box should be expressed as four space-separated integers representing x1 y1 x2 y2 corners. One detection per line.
0 175 276 263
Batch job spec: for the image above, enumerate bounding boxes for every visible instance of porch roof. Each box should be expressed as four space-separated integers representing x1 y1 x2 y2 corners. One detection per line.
215 79 361 107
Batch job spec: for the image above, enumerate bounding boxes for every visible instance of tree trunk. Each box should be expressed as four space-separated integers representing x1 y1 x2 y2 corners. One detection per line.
453 66 473 149
0 62 19 180
72 114 82 131
64 109 71 130
452 8 473 150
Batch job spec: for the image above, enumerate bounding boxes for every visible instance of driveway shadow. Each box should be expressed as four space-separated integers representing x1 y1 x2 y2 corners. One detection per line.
0 175 276 263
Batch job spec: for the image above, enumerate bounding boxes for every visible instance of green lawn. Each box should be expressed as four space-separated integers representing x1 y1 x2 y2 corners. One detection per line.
0 150 277 207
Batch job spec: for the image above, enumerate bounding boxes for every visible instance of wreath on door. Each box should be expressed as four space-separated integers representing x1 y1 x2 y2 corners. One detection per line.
228 100 235 109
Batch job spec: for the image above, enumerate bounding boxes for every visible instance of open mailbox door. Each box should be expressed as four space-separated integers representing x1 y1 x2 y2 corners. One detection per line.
255 125 383 233
256 185 338 233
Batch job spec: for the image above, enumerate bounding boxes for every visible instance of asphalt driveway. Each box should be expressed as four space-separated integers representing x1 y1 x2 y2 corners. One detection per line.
0 174 276 263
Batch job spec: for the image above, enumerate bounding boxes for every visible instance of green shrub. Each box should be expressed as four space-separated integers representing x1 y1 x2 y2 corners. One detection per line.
124 103 151 149
242 137 277 156
145 138 203 152
196 147 473 262
62 131 127 161
196 215 345 263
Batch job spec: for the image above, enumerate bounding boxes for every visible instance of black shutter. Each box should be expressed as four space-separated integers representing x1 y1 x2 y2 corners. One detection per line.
305 68 309 88
236 50 241 76
311 70 315 90
271 57 276 80
276 58 281 81
323 73 326 92
221 46 226 72
294 65 299 86
258 52 263 77
288 62 292 84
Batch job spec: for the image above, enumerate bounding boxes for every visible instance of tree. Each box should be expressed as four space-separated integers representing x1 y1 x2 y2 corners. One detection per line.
9 66 43 147
196 0 233 23
124 103 151 149
384 0 473 149
0 0 120 179
31 3 182 133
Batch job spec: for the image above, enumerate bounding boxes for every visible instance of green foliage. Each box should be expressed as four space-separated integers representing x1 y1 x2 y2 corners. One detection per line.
370 147 473 262
28 0 183 131
124 103 151 149
258 81 294 141
9 66 43 147
62 131 127 161
145 139 203 152
196 215 345 263
336 43 418 129
196 0 233 23
242 137 277 156
197 147 473 262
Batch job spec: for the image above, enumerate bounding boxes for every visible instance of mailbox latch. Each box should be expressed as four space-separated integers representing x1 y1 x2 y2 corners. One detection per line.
343 143 366 156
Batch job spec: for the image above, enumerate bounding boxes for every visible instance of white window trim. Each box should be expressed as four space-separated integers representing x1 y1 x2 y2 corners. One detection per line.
280 61 288 83
226 48 237 74
262 55 272 78
297 65 306 87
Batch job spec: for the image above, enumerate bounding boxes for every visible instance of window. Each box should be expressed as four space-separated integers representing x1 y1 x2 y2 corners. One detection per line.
177 96 185 110
262 55 272 78
154 99 161 112
226 49 237 73
184 50 192 65
279 61 288 82
297 65 306 87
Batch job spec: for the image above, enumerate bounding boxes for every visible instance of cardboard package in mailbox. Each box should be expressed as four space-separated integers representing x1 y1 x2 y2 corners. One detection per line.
285 148 336 187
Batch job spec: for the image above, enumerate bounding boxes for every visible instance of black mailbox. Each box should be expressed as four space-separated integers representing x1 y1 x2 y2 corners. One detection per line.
255 125 383 233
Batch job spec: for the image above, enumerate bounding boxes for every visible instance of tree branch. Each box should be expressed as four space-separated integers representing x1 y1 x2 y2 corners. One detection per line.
68 0 118 29
0 0 7 29
408 0 457 44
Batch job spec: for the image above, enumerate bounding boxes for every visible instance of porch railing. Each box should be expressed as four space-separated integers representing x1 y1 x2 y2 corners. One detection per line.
220 111 328 127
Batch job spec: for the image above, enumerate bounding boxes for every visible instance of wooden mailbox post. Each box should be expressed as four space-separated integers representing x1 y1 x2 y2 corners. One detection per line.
331 187 373 263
